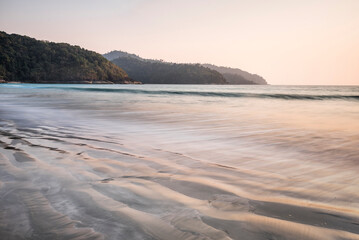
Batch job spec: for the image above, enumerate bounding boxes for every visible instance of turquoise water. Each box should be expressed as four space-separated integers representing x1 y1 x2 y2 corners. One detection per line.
1 84 359 239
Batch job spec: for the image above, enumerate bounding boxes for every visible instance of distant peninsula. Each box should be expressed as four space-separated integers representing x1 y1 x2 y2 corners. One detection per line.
104 51 227 84
0 32 139 84
104 50 267 85
202 64 267 85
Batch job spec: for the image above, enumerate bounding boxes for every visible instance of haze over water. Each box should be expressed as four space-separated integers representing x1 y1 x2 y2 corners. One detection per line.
1 84 359 239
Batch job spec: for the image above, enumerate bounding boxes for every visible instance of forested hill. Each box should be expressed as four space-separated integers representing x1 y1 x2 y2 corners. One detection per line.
103 50 144 62
106 51 227 84
0 32 137 84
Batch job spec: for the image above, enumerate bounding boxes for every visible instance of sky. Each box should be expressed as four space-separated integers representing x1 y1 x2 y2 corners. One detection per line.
1 0 358 85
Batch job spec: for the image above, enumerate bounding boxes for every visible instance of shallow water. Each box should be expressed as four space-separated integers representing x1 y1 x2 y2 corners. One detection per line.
0 84 359 240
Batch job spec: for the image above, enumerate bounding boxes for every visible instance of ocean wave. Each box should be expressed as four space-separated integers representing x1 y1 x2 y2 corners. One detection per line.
45 87 359 101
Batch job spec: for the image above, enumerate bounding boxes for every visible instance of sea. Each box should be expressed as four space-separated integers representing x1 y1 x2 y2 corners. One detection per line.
0 84 359 240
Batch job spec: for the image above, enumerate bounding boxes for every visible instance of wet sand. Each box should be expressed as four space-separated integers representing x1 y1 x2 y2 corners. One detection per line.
0 121 359 240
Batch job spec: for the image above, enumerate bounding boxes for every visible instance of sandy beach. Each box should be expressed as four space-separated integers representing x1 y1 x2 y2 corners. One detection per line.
1 84 359 239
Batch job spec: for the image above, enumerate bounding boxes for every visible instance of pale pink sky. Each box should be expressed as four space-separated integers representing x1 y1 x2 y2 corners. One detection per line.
1 0 358 85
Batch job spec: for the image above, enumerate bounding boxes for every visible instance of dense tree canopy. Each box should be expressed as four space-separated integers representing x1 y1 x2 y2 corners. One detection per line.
0 32 135 83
